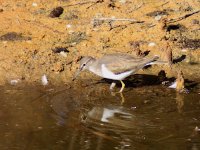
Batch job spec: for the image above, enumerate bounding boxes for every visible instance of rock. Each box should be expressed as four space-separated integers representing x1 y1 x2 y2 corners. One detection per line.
52 47 69 53
49 7 64 18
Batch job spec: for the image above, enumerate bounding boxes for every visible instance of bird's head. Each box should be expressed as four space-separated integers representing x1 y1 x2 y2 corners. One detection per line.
72 56 95 81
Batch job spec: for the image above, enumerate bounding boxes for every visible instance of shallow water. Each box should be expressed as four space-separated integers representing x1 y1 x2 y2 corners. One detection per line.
0 84 200 150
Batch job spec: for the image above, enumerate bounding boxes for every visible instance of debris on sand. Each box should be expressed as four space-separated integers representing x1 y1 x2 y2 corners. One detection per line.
168 81 177 89
41 74 48 85
10 79 20 85
0 32 31 41
148 42 156 47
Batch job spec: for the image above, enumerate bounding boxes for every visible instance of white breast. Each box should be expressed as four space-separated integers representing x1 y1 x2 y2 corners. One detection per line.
101 64 133 80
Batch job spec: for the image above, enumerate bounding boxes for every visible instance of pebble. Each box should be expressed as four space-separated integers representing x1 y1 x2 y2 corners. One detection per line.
155 15 162 21
60 51 67 57
52 47 69 53
49 7 64 18
181 49 188 52
38 126 43 130
41 74 48 85
148 42 156 47
10 79 20 85
32 2 38 7
66 24 72 28
119 0 126 3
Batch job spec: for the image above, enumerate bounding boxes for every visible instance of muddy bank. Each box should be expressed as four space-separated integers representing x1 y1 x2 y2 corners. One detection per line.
0 0 200 87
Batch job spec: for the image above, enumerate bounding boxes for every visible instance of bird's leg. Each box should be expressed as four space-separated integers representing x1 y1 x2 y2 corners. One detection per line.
120 92 125 104
110 82 116 91
119 80 125 93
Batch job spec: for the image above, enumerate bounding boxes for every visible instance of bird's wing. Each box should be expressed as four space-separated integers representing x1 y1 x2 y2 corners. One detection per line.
98 54 158 74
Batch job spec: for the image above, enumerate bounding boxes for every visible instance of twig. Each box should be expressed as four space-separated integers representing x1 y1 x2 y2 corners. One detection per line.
92 17 144 29
109 22 132 31
167 10 200 23
86 0 104 9
128 2 144 13
92 17 144 30
93 17 144 22
160 1 169 7
63 0 98 7
23 19 65 34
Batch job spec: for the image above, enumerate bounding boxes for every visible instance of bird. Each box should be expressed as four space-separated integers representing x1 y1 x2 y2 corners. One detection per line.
73 53 160 92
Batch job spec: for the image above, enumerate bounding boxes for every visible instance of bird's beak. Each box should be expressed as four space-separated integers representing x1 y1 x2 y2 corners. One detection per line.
72 68 82 81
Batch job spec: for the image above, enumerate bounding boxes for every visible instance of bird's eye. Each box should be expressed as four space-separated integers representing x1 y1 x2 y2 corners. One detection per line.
83 64 86 66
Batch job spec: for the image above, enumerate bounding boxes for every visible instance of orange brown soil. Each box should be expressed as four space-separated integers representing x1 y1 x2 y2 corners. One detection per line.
0 0 200 87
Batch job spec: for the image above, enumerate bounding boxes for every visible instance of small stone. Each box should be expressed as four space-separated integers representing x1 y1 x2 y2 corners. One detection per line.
148 42 156 47
119 0 126 3
38 126 43 130
131 106 136 110
60 51 67 57
10 79 20 85
32 2 38 7
52 47 69 53
181 49 188 52
155 15 162 21
49 7 64 18
66 24 72 28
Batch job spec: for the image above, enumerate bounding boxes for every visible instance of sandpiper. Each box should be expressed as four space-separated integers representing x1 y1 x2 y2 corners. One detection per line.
73 53 160 92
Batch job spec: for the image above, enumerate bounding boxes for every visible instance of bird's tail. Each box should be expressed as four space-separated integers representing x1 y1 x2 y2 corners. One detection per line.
132 55 167 73
133 55 159 72
145 55 168 66
144 55 159 66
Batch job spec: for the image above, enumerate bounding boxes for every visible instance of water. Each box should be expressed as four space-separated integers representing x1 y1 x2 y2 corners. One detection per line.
0 84 200 150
